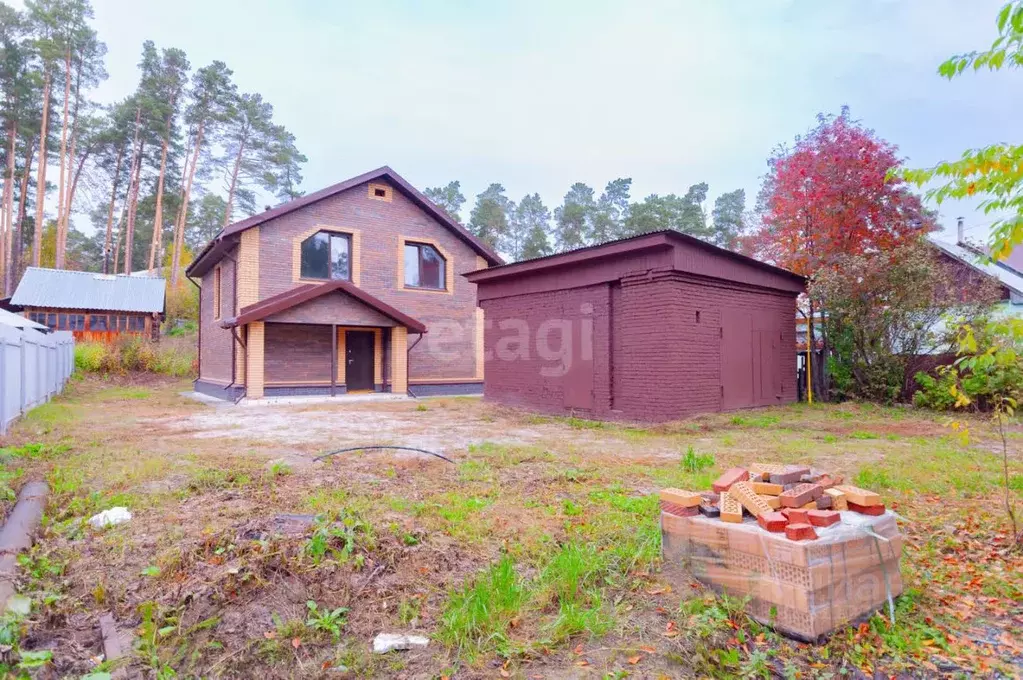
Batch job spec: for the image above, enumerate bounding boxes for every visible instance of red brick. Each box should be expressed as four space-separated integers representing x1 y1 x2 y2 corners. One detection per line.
847 501 886 516
712 467 749 493
779 483 821 508
660 501 699 517
781 508 809 524
769 465 810 485
815 494 833 510
784 522 818 541
757 511 788 532
807 509 840 527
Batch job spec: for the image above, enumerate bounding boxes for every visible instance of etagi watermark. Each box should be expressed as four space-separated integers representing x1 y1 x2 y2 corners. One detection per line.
423 303 595 377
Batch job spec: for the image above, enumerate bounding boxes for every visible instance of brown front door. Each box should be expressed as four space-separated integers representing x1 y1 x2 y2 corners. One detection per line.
345 330 375 391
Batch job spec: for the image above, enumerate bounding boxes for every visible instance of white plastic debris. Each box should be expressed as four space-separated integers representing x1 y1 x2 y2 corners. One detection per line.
88 507 132 529
372 633 429 654
5 594 30 615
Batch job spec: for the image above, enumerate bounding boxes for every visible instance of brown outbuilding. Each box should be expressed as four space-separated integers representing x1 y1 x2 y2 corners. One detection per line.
464 231 805 422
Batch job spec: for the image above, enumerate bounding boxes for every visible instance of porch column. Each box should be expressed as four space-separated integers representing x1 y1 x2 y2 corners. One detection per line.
246 321 265 398
390 326 407 394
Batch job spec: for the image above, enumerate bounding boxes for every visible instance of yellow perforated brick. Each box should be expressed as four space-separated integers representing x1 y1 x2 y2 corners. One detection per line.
659 489 701 507
730 481 773 518
719 490 743 524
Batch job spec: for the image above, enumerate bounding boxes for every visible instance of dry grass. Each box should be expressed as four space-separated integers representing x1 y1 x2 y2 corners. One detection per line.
0 375 1020 678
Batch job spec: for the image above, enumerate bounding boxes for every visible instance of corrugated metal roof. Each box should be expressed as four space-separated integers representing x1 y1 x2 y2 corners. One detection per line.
11 267 166 313
0 308 48 331
929 236 1023 297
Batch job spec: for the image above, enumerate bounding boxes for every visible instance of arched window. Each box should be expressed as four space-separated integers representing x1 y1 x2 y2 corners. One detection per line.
300 231 351 281
403 242 446 290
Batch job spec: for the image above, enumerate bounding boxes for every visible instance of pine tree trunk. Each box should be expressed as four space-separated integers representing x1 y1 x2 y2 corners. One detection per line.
103 141 125 275
31 71 50 267
15 139 33 281
124 147 143 275
122 107 142 275
54 50 71 269
2 121 15 295
223 135 246 228
170 122 203 287
147 135 170 271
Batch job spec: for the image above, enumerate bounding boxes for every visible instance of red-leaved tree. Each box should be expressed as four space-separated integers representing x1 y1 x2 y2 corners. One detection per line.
744 108 936 398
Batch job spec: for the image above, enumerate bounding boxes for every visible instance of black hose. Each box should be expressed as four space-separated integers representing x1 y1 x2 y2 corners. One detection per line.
314 445 455 464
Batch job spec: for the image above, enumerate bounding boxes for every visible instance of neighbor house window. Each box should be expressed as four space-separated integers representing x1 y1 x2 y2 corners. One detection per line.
300 231 351 280
69 315 85 331
128 316 145 332
89 315 108 331
404 242 446 290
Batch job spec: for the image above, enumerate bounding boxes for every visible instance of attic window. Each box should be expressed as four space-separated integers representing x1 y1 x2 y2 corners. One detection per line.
368 183 392 202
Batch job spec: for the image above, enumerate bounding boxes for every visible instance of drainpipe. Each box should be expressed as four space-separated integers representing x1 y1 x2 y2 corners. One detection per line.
956 216 965 245
186 276 201 388
227 326 246 404
406 332 424 399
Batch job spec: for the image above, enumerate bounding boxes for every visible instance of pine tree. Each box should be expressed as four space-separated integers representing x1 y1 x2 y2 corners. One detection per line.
553 182 594 252
467 183 512 250
511 193 551 261
169 61 234 285
424 180 465 223
711 189 745 249
591 178 631 244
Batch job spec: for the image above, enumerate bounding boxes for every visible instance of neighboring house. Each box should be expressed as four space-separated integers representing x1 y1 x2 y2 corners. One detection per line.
928 222 1023 321
10 267 166 342
465 231 805 422
185 166 502 400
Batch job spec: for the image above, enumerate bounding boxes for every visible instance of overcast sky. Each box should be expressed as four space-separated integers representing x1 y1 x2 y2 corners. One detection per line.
74 0 1023 242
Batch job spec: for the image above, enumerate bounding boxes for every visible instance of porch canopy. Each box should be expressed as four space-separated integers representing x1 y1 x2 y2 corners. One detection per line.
220 280 426 396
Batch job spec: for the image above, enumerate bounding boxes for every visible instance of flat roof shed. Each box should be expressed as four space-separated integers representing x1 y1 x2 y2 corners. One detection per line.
464 231 806 422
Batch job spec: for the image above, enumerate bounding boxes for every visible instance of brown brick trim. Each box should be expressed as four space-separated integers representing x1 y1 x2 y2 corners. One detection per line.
367 182 393 202
291 224 362 286
397 235 454 295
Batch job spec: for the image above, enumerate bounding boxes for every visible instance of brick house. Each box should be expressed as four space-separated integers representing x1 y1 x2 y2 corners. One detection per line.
186 166 502 400
464 231 806 422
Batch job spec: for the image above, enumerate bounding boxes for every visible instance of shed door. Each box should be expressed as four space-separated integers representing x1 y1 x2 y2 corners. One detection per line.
720 309 754 409
563 317 594 410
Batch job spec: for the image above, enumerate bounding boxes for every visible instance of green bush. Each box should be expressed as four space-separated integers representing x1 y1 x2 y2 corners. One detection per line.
912 370 957 410
74 337 195 378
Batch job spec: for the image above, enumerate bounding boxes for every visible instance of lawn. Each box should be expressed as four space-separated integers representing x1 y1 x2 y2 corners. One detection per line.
0 375 1020 678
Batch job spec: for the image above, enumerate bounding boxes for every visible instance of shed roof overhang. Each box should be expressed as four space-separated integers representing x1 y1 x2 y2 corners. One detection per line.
220 280 428 333
464 230 805 289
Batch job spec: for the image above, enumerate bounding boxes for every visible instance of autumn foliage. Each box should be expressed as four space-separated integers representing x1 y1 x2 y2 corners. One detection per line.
745 109 935 277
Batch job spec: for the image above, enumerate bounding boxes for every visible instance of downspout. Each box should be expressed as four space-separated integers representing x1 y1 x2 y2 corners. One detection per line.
406 332 424 399
186 276 200 388
227 326 246 404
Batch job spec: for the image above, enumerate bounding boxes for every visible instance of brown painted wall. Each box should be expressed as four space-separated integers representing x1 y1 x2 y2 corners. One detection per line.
198 247 237 383
478 264 799 422
244 179 480 381
264 323 333 384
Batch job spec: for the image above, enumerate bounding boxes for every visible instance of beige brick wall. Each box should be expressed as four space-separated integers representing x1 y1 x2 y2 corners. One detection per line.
374 328 383 384
238 227 260 310
390 326 408 393
246 321 265 398
474 307 485 380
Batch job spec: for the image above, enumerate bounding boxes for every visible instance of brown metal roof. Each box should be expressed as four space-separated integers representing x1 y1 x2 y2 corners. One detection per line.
463 230 806 284
221 279 428 333
187 166 503 278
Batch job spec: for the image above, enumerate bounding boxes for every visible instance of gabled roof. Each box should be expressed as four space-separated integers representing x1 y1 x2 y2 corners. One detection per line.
464 229 806 286
221 279 427 333
11 267 166 313
187 166 503 278
928 235 1023 297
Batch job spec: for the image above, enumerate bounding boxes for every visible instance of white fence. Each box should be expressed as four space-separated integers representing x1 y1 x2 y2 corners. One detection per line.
0 325 75 435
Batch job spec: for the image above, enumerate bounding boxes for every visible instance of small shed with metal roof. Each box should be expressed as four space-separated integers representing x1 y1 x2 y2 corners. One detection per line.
11 267 165 341
464 230 806 422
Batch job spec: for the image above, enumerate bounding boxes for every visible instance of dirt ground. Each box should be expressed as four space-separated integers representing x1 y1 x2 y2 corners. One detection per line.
0 375 1021 679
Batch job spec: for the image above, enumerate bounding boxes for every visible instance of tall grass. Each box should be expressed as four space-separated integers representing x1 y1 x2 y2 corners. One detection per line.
75 336 195 377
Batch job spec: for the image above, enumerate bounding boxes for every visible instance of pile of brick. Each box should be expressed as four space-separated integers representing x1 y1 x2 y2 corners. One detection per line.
660 463 885 540
660 463 903 641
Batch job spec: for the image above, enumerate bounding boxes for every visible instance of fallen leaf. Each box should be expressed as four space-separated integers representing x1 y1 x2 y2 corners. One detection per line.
628 655 641 664
573 644 584 655
575 660 589 667
500 670 510 678
263 631 276 640
291 637 301 649
639 645 656 653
